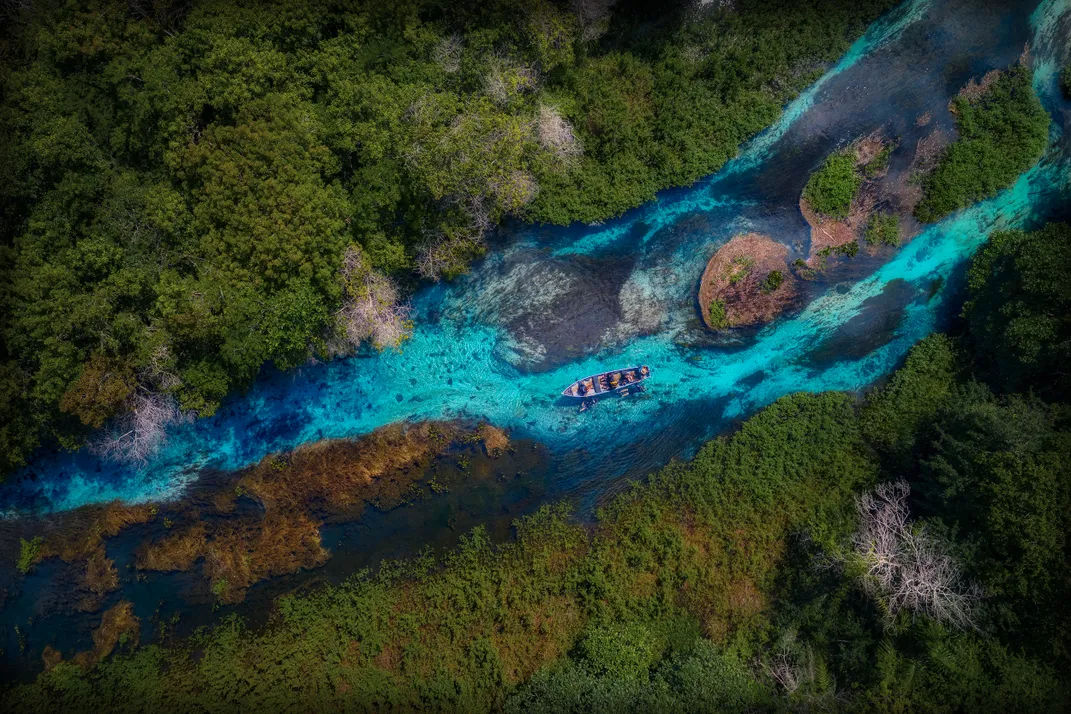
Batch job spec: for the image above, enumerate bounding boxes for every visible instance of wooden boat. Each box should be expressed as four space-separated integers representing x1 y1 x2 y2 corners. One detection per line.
562 366 650 399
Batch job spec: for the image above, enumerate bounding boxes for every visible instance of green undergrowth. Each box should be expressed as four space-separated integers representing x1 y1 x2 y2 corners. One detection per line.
8 222 1071 712
914 63 1050 222
865 211 900 246
803 150 861 219
9 305 1071 712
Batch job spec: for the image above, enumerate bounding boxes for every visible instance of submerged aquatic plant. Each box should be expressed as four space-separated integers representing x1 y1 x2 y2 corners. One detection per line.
16 537 43 575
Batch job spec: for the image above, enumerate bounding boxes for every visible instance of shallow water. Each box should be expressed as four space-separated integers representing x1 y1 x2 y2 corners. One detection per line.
2 0 1070 680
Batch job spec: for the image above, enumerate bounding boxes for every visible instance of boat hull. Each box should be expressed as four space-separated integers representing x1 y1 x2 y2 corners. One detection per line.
561 366 650 399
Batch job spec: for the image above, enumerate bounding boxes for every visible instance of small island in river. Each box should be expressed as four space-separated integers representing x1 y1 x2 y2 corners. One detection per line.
698 233 798 330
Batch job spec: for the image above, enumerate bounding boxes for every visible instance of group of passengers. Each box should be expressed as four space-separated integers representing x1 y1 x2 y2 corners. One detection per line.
576 366 649 397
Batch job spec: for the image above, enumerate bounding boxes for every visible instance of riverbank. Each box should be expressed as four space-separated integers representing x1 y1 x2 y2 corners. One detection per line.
0 0 904 480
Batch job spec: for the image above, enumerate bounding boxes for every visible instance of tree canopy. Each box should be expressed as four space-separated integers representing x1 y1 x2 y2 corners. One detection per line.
0 0 898 475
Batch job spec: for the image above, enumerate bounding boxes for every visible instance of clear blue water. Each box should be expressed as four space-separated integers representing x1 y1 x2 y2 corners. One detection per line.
3 0 1069 519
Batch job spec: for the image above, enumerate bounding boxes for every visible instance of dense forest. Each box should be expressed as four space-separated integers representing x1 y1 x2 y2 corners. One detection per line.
0 0 897 476
5 214 1070 710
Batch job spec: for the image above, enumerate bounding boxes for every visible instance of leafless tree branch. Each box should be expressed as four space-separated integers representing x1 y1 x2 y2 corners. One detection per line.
850 481 979 630
335 246 412 350
91 391 188 465
538 105 583 162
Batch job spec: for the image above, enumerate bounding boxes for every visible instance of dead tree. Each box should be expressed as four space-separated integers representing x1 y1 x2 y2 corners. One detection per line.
433 33 463 73
484 57 540 105
538 105 583 162
851 481 979 630
414 232 483 282
336 246 412 350
571 0 617 42
92 392 187 465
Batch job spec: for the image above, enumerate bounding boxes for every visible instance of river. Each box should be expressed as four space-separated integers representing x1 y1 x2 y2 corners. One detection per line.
1 0 1069 681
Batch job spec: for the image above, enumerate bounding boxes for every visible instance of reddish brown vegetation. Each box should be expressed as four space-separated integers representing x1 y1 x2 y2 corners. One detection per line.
953 68 1002 108
477 424 510 457
238 421 465 516
800 194 866 262
76 547 120 612
41 645 62 673
801 134 887 264
201 512 329 604
800 132 942 266
895 128 950 217
492 594 584 682
134 421 508 604
58 355 135 429
71 601 139 669
698 233 798 329
20 420 512 613
38 502 154 564
18 502 156 612
137 522 207 571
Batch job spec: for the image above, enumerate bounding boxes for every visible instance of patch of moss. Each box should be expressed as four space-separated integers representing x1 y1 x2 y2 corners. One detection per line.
761 270 784 293
708 299 729 329
803 151 862 219
16 537 43 575
725 256 755 284
863 142 895 177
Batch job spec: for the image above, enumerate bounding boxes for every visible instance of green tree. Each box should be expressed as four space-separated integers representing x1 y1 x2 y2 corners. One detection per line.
962 223 1071 398
915 64 1049 223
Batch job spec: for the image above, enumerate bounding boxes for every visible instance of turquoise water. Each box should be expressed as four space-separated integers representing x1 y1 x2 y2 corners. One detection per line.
5 0 1069 516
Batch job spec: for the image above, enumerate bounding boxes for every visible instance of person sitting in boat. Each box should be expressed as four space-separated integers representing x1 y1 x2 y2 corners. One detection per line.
625 372 635 383
640 365 649 377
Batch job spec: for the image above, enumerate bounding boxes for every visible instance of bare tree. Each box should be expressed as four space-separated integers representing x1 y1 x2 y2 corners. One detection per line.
538 105 583 162
414 231 484 282
571 0 618 42
851 481 979 630
484 57 540 106
142 343 183 391
433 33 463 73
92 392 187 465
757 630 842 705
335 246 412 350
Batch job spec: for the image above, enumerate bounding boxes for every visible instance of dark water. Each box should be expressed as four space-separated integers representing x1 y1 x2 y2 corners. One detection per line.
1 0 1070 682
